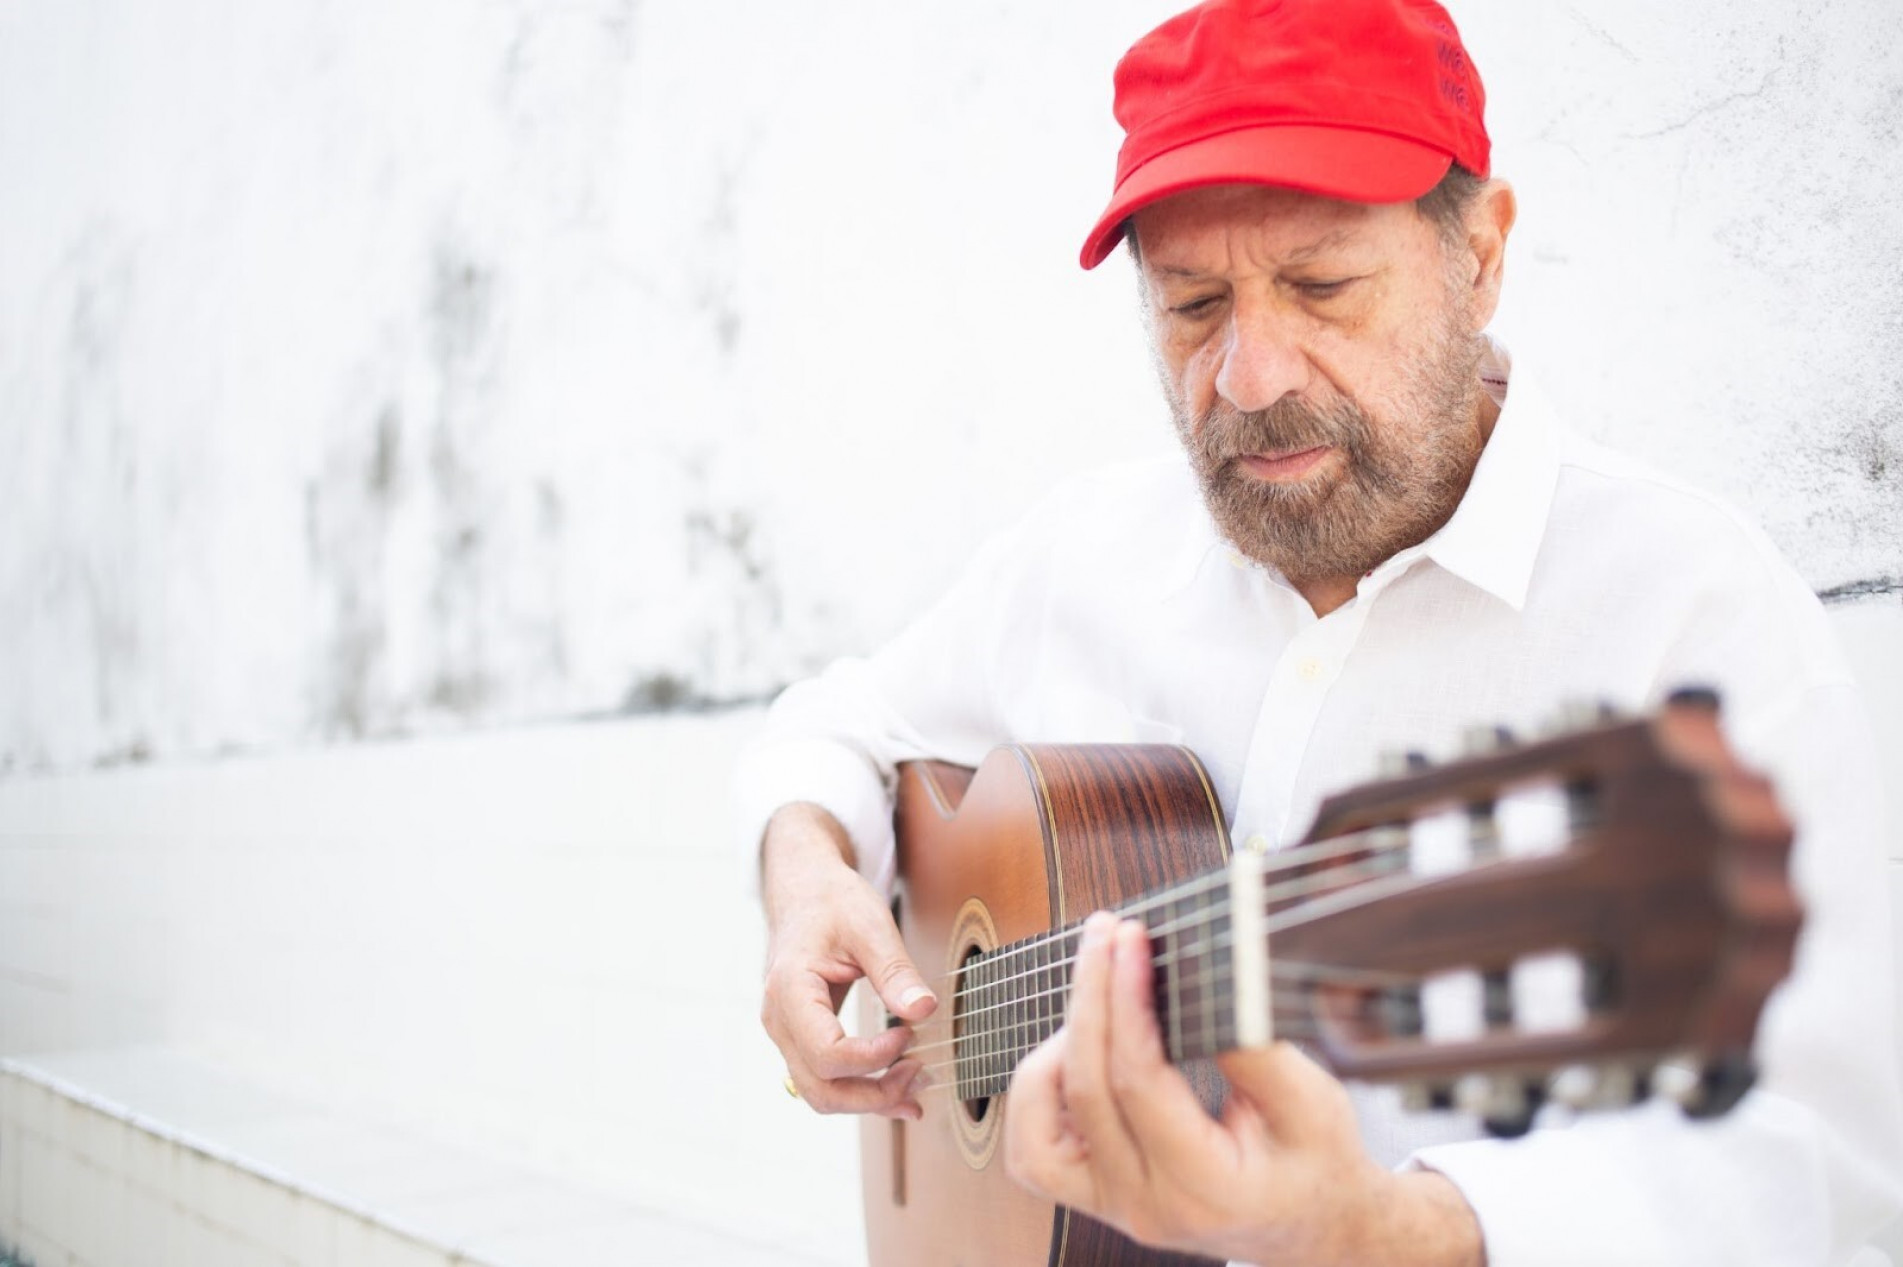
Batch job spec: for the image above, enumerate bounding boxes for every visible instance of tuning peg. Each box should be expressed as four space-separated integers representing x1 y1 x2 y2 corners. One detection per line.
1580 957 1620 1012
1466 802 1502 860
1545 698 1622 736
1565 779 1603 832
1665 685 1722 715
1400 1081 1456 1113
1581 1063 1647 1110
1652 1056 1700 1108
1547 1064 1597 1110
1377 749 1431 778
1481 969 1513 1028
1460 723 1516 755
1677 1050 1758 1120
1483 1081 1545 1138
1457 1075 1544 1137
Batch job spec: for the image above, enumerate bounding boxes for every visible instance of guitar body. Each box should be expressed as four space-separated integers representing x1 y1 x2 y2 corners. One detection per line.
861 744 1231 1267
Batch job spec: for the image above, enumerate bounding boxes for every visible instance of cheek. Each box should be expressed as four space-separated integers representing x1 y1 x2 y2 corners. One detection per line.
1175 337 1227 413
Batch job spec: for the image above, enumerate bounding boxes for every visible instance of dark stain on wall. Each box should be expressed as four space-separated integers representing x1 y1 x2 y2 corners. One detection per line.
422 243 504 721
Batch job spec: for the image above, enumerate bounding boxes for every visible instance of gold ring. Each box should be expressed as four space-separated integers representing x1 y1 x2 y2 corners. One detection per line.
783 1074 801 1099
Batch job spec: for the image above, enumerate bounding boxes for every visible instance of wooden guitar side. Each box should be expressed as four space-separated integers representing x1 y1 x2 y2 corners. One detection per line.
861 744 1231 1267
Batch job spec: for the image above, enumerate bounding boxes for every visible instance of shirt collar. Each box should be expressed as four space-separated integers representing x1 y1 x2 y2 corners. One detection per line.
1408 337 1561 612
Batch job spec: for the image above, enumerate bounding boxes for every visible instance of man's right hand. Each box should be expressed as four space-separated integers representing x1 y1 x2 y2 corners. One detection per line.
759 802 938 1119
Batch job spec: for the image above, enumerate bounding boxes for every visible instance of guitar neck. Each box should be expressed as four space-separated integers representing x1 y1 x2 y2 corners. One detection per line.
952 868 1255 1101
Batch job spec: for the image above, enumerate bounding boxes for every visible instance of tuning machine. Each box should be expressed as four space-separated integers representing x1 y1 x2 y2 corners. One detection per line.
1656 1050 1757 1119
1543 698 1623 736
1459 723 1516 756
1399 1081 1456 1113
1377 749 1432 779
1453 1074 1546 1138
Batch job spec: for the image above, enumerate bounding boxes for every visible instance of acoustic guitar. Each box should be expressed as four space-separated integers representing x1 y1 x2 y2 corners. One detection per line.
859 690 1799 1267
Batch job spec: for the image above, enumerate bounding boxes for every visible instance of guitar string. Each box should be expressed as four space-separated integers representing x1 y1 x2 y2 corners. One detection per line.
946 885 1418 1012
904 904 1400 1092
896 974 1344 1068
903 933 1401 1057
893 869 1436 1085
915 894 1414 1054
891 858 1429 1072
933 848 1423 1012
909 952 1381 1094
915 821 1416 1001
908 1008 1344 1098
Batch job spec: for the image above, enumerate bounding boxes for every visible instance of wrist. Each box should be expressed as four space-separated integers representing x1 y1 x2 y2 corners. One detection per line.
1350 1168 1485 1267
761 802 860 924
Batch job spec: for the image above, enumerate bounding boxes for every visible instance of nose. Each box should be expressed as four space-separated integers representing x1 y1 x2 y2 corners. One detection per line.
1213 300 1309 414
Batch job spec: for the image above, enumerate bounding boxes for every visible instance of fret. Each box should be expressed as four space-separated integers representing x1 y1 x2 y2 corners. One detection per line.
959 951 974 1103
1035 935 1048 1055
1196 883 1219 1061
983 953 997 1096
1008 948 1024 1084
1161 895 1183 1064
1209 897 1233 1054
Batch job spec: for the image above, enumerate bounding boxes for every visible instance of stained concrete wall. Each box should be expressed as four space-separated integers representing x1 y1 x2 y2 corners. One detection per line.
2 0 1898 775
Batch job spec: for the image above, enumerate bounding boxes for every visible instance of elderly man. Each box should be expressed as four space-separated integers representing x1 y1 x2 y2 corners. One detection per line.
739 0 1903 1263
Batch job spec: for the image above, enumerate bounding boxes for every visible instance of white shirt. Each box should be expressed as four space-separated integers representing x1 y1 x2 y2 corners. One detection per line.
734 342 1903 1265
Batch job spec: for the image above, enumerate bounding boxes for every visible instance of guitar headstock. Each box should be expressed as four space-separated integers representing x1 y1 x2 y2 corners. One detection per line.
1270 688 1800 1136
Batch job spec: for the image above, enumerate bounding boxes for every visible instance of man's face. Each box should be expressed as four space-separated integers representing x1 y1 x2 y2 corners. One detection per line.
1132 184 1493 587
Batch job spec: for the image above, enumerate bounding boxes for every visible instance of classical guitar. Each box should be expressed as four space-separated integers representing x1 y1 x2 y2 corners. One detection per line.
859 691 1800 1267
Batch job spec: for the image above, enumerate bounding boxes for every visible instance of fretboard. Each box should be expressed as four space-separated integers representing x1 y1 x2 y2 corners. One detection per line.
952 880 1238 1101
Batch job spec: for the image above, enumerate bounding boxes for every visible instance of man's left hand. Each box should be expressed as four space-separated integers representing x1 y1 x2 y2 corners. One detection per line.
1004 912 1485 1267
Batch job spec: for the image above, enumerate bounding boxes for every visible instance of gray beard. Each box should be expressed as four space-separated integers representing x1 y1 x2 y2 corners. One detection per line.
1170 332 1488 587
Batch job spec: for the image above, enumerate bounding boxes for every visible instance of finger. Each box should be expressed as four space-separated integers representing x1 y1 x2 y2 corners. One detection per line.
1216 1039 1354 1145
770 966 914 1081
1059 913 1148 1197
788 1056 925 1119
1004 1032 1094 1207
1104 918 1235 1176
851 911 937 1023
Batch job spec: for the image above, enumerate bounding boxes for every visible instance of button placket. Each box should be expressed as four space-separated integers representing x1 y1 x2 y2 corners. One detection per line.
1230 594 1377 853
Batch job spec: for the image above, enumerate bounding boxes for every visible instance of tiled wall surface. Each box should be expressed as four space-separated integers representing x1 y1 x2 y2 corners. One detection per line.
0 598 1899 1265
0 710 864 1265
0 1064 455 1267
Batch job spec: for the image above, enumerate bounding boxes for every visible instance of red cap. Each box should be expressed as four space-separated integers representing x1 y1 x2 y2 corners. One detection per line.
1080 0 1490 269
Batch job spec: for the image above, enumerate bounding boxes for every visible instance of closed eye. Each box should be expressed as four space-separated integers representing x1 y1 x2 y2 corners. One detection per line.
1294 278 1356 300
1169 295 1223 318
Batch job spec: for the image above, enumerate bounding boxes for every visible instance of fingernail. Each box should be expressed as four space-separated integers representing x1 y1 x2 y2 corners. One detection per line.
909 1067 932 1094
900 985 935 1009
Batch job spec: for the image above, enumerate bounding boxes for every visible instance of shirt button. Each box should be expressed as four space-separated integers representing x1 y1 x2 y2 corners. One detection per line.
1298 657 1325 682
1243 833 1270 853
1227 549 1250 569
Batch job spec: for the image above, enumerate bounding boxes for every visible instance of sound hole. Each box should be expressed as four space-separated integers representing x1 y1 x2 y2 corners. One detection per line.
954 942 992 1122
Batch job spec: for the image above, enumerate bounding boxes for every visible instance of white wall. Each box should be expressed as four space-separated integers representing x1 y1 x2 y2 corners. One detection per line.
2 0 1898 773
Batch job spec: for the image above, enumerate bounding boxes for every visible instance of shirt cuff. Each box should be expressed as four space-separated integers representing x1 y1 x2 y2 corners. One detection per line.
732 736 897 898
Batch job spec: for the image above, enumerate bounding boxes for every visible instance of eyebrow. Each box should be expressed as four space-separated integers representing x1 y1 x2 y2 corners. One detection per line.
1148 226 1363 278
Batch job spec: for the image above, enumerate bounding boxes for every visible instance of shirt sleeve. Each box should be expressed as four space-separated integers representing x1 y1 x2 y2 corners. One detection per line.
1409 675 1903 1266
730 520 1035 894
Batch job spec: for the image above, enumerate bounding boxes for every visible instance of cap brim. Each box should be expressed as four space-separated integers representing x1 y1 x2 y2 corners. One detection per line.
1079 124 1455 269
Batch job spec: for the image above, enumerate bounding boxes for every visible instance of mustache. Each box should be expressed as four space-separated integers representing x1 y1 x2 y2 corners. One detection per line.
1188 395 1372 465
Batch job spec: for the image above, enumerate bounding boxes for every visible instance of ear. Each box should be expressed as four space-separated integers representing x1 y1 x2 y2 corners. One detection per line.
1464 179 1517 329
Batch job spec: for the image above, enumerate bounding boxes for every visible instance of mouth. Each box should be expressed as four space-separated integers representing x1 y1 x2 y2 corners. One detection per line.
1234 446 1335 483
